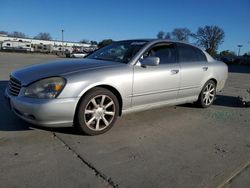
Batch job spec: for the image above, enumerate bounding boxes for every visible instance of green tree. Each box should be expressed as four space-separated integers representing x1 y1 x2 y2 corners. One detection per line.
98 39 113 48
191 25 225 56
171 28 191 41
34 32 52 40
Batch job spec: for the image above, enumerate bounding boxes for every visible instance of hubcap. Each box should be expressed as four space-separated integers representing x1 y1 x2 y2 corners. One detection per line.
84 95 115 131
202 83 215 106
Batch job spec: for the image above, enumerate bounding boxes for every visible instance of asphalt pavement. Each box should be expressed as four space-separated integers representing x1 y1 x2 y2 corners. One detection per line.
0 52 249 188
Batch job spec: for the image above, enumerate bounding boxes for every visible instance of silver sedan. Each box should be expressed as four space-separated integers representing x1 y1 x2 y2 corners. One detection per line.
5 39 228 135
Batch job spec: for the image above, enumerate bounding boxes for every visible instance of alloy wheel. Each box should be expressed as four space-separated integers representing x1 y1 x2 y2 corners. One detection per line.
202 83 215 106
84 95 115 131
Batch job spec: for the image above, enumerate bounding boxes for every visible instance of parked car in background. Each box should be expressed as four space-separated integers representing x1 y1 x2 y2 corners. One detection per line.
5 39 228 135
65 47 91 58
71 50 88 58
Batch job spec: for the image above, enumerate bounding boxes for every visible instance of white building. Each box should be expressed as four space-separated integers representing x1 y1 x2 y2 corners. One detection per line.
0 34 92 48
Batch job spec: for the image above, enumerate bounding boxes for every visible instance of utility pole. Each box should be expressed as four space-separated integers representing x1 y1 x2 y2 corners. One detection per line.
61 29 64 50
237 45 243 56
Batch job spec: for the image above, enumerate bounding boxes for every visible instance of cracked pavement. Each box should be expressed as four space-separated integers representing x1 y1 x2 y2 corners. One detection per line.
0 52 249 187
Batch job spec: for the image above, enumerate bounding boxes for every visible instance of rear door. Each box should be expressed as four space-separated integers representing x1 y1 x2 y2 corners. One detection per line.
176 43 211 98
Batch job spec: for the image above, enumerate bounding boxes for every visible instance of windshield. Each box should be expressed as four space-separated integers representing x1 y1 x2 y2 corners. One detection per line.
86 40 147 64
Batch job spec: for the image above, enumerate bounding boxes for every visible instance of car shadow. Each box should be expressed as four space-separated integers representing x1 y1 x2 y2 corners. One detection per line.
0 80 83 135
179 95 242 108
0 81 31 131
213 95 243 108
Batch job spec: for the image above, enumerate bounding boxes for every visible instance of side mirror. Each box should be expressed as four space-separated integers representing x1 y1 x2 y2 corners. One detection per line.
140 56 160 67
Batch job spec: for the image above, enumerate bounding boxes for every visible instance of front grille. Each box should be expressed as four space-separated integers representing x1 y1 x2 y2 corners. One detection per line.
8 76 22 96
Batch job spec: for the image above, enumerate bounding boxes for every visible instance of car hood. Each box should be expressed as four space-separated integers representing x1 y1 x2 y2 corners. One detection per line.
11 58 122 86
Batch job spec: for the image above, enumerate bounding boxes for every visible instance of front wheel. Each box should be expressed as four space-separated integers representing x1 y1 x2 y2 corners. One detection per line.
196 80 216 108
75 88 119 135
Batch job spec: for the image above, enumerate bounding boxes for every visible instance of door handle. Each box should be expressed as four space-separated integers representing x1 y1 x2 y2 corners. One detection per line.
203 67 208 71
171 69 179 74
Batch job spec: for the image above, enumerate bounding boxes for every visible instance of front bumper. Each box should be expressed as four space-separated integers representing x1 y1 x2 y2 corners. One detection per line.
5 89 79 127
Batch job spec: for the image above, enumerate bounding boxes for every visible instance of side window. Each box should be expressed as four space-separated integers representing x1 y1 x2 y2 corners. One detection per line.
177 43 207 62
144 43 176 64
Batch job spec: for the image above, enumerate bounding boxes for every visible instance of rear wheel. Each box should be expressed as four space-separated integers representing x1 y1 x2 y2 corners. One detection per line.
196 80 216 108
75 88 119 135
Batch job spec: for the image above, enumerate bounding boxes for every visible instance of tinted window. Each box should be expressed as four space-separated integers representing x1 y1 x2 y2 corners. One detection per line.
177 43 207 62
144 43 176 64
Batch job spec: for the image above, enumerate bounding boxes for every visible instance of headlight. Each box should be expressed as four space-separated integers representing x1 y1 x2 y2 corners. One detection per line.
24 77 66 99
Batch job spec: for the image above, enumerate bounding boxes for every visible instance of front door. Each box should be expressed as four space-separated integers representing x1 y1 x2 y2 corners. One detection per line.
132 43 180 107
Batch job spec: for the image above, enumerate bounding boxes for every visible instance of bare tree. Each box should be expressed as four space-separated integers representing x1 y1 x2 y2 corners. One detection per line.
191 25 225 56
171 28 191 41
98 39 113 48
79 39 90 44
0 30 8 35
220 50 236 56
34 32 52 40
157 31 165 39
9 31 26 38
164 32 171 39
90 40 98 45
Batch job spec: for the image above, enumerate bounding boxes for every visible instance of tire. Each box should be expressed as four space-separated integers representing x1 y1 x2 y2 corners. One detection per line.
196 80 216 108
75 87 119 135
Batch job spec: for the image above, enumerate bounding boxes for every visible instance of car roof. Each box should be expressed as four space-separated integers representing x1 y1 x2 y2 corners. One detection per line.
115 39 202 50
116 39 195 46
116 39 214 63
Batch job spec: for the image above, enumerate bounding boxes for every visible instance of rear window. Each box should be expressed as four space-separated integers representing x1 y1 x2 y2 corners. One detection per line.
177 43 207 62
